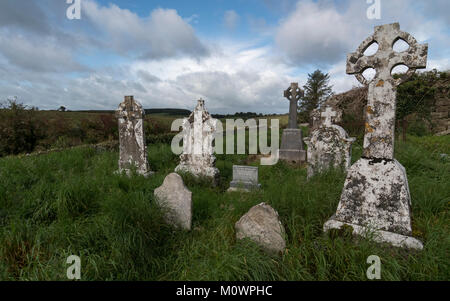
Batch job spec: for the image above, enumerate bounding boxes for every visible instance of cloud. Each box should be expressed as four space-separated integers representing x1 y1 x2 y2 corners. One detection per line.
0 33 87 73
82 0 208 59
0 0 50 34
275 0 365 66
223 10 240 30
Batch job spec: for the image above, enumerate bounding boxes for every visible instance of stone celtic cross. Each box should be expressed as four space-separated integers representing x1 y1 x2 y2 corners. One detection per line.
347 23 427 159
321 106 337 127
283 82 304 129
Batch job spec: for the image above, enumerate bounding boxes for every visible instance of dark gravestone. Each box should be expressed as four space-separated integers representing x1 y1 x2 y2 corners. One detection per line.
279 83 306 163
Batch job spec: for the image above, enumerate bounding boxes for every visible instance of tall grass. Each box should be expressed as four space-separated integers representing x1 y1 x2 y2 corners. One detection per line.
0 135 448 280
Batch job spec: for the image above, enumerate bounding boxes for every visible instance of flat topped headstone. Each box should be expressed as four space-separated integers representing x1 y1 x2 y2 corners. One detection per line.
116 96 152 177
324 23 427 250
228 165 261 192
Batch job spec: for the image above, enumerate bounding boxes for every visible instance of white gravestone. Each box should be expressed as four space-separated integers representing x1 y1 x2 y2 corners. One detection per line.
324 23 428 250
175 99 220 184
304 106 356 178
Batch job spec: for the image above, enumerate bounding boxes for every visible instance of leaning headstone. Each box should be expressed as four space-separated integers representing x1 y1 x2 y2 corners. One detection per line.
324 23 428 250
279 83 306 163
175 99 220 184
235 203 286 255
154 173 192 230
304 106 356 178
116 96 152 177
227 165 261 192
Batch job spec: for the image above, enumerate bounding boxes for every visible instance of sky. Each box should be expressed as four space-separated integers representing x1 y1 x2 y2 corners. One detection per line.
0 0 448 114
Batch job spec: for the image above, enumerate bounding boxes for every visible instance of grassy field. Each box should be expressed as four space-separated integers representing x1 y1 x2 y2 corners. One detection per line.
0 133 448 280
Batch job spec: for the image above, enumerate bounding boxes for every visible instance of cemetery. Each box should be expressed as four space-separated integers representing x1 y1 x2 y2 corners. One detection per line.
0 0 448 283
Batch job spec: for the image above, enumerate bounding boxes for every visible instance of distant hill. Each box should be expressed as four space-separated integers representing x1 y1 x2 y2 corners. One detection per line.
73 108 191 116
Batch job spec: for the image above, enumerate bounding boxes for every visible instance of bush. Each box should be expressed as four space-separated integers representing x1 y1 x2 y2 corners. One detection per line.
0 98 44 156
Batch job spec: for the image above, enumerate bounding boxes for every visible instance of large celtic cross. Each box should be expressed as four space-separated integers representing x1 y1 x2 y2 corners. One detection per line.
346 23 427 159
283 82 304 129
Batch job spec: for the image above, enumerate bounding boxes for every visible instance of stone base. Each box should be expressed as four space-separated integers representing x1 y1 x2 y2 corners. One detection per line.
227 181 261 192
115 169 154 177
279 129 306 163
279 149 306 163
175 164 220 185
323 218 423 250
324 157 423 250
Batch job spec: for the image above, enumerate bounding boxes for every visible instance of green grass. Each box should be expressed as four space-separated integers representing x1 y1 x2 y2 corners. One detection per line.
0 135 449 280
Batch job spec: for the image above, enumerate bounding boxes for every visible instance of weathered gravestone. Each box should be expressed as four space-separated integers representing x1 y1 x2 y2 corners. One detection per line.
324 23 427 250
310 105 343 131
235 202 286 255
279 83 306 163
227 165 261 192
175 99 220 184
154 173 192 230
116 96 152 177
304 106 356 178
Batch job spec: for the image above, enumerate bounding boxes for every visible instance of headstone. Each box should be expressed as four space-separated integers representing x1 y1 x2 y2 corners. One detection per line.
279 83 306 163
227 165 261 192
116 96 152 177
304 106 356 178
154 173 192 230
310 105 343 131
324 23 428 250
175 99 220 184
235 203 286 255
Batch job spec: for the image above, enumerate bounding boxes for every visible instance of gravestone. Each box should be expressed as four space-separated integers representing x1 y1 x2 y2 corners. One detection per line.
279 83 306 163
175 99 220 184
324 23 427 250
235 202 286 255
304 106 356 178
227 165 261 192
116 96 152 177
154 173 192 230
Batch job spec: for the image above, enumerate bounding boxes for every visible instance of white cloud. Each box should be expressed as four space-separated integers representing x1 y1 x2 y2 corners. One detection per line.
0 33 86 73
82 0 208 59
223 10 240 30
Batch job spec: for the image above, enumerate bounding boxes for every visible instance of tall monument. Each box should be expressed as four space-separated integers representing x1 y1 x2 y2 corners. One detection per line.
279 83 306 163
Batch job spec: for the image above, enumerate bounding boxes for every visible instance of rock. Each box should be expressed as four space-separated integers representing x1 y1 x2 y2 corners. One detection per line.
235 203 286 255
154 173 192 230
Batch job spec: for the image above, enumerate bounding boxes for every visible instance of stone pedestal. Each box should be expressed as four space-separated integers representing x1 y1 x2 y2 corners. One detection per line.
324 158 423 250
278 128 306 163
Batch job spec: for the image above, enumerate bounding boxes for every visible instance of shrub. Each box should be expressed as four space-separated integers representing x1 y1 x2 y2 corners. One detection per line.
0 98 44 156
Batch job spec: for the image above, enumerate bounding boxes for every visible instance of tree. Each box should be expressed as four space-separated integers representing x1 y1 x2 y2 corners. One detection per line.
299 70 333 122
58 106 66 112
395 69 440 141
